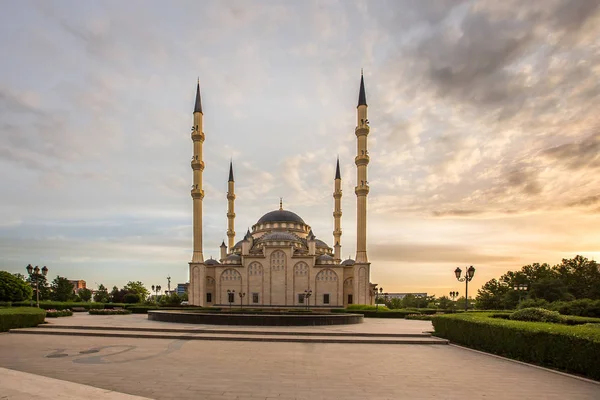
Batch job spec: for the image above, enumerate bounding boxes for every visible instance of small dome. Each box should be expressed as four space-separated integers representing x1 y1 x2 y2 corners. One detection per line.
205 258 220 265
259 231 301 242
315 239 330 248
316 254 334 264
341 258 355 266
257 209 305 225
232 240 244 249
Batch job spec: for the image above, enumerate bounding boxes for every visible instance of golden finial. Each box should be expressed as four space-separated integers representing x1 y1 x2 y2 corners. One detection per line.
279 197 283 210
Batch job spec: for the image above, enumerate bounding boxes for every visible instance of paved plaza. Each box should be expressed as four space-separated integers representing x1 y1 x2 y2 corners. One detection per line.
0 316 598 399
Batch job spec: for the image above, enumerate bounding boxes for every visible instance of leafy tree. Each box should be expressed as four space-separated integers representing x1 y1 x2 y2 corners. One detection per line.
437 296 453 310
180 292 188 301
0 271 33 302
78 288 92 302
26 274 50 301
384 297 402 309
123 281 150 300
93 284 109 302
529 278 573 302
123 293 140 303
476 278 510 309
160 292 182 306
554 256 600 299
50 276 75 302
110 286 125 303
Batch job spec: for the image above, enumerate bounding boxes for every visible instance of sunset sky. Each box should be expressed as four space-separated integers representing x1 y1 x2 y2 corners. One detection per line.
1 0 599 298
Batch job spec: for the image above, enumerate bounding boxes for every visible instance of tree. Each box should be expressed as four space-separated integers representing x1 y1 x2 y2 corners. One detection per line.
50 276 75 302
529 278 573 302
123 293 140 303
78 288 92 302
476 278 510 310
554 256 600 299
0 271 33 302
437 296 453 310
93 284 109 303
123 281 150 300
26 274 50 301
110 286 124 303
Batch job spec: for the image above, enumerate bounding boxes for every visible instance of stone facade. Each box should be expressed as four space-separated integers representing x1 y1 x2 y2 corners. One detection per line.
188 73 375 307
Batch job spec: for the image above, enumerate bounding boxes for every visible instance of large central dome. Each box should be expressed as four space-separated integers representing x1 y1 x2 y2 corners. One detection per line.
257 209 305 225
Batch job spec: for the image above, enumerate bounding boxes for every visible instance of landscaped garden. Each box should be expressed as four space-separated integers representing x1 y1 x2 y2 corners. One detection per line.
432 309 600 381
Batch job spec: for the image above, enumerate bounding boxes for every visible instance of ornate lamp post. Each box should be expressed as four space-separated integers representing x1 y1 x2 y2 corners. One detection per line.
513 284 528 303
449 291 459 312
454 266 475 311
238 291 246 310
227 289 235 309
26 264 48 308
304 289 312 311
151 285 161 304
167 276 171 294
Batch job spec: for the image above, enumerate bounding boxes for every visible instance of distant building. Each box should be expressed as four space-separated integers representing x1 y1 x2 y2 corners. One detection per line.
69 280 87 294
384 292 428 300
177 283 189 296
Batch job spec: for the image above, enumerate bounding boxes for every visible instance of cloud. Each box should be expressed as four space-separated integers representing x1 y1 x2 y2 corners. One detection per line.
542 133 600 170
371 242 519 264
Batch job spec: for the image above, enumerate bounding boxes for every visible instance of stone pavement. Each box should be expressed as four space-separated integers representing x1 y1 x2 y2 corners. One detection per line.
1 326 599 400
0 367 151 399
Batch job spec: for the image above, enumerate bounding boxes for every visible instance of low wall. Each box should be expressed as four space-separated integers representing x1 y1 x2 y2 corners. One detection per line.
148 310 363 326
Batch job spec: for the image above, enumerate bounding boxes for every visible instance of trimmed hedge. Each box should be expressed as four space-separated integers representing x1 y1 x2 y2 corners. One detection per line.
432 312 600 380
0 307 46 331
89 309 131 315
11 301 106 310
510 307 564 323
405 314 433 321
45 309 73 318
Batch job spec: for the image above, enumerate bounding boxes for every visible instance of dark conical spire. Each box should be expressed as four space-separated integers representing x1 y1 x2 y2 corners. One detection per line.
194 80 203 113
358 71 367 107
228 160 234 182
335 157 341 180
220 240 226 248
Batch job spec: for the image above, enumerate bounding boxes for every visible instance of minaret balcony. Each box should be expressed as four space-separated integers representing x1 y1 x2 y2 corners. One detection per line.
191 188 205 199
227 212 236 218
333 211 342 218
333 192 342 199
355 125 370 137
355 185 370 196
191 159 205 170
191 131 205 142
227 193 236 201
355 154 370 166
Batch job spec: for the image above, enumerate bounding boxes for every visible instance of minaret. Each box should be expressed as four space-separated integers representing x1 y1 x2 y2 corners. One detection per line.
355 71 369 263
226 161 236 250
191 81 205 263
333 157 342 263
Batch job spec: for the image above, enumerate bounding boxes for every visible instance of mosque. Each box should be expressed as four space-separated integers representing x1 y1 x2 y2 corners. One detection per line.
188 74 375 307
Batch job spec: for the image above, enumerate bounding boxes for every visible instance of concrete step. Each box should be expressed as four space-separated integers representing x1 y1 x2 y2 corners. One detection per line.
10 327 449 345
34 324 434 338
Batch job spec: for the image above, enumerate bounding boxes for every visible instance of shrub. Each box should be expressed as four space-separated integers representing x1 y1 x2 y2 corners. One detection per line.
549 299 600 318
405 314 432 321
0 271 33 302
510 307 565 323
126 305 158 314
0 307 46 331
517 298 550 310
346 304 390 311
11 301 105 310
432 313 600 380
490 313 511 320
45 309 73 318
89 309 131 315
123 293 141 304
0 301 12 308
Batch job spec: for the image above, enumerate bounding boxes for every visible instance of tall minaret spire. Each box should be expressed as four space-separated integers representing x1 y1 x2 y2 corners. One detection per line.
226 160 236 250
191 81 205 263
333 157 342 263
355 71 369 263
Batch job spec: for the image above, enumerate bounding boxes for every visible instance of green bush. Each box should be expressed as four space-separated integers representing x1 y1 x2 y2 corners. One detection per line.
0 301 12 308
123 293 141 304
11 301 105 310
45 309 73 318
405 314 433 321
490 312 511 319
517 298 550 310
0 307 46 331
432 312 600 380
89 309 131 315
346 304 390 311
126 305 158 314
0 271 33 302
510 307 565 323
549 299 600 318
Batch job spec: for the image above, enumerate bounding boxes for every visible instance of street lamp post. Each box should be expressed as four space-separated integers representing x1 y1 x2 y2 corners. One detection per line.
26 264 48 308
449 291 459 313
454 266 475 312
227 289 235 309
167 276 171 294
304 289 312 311
238 292 246 310
513 284 528 303
151 285 161 304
